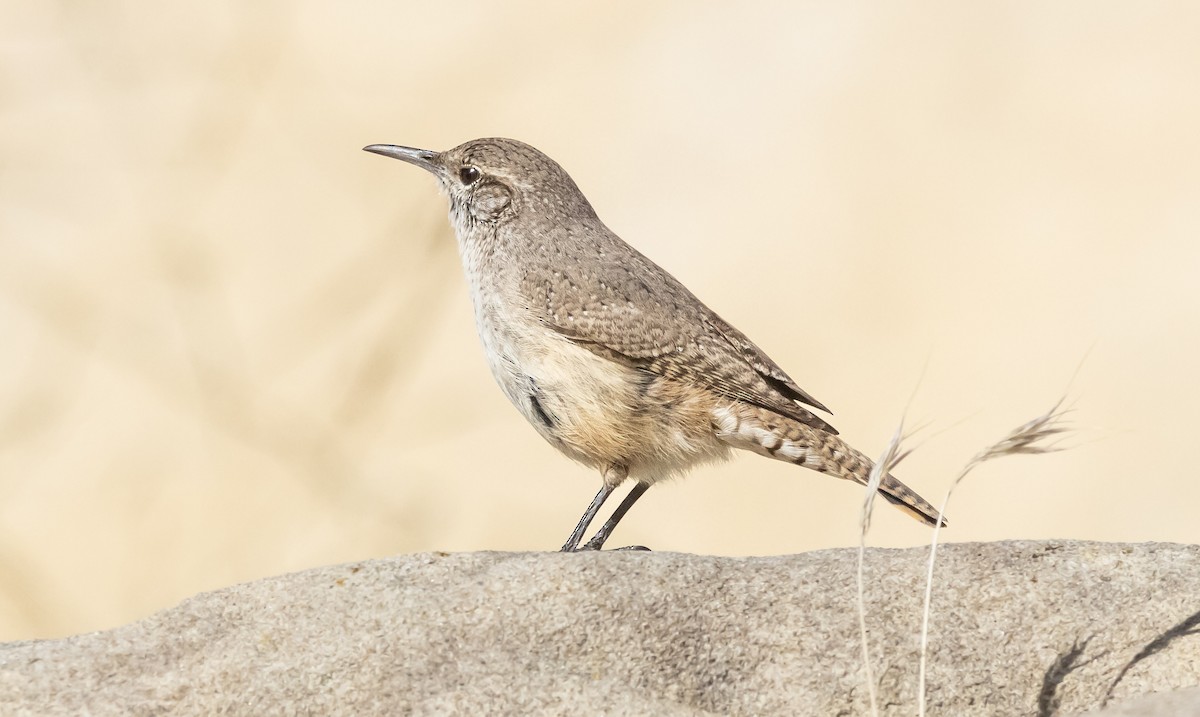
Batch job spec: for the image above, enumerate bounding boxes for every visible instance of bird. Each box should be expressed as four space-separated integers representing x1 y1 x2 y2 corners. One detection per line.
364 137 945 551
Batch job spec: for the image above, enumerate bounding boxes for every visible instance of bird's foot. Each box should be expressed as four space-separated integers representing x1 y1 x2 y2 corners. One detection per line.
574 534 651 552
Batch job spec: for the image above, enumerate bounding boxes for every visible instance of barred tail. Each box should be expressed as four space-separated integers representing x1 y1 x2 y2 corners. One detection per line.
712 403 947 528
874 473 947 528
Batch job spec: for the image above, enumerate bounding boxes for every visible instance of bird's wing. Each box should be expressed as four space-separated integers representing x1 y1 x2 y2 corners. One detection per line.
522 244 838 435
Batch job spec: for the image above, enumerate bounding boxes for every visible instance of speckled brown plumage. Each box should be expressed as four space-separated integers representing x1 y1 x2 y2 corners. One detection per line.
364 137 946 550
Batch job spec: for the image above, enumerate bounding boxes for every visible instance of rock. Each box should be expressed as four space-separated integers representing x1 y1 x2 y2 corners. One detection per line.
1 541 1198 716
1082 686 1200 717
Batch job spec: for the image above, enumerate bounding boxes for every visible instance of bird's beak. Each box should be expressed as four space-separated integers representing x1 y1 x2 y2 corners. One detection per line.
363 144 443 177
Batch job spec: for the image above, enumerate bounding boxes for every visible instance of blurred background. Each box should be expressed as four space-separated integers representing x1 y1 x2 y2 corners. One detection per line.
2 2 1197 639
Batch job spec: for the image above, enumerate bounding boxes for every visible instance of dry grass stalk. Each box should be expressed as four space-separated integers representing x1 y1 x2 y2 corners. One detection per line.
856 423 913 717
915 397 1071 717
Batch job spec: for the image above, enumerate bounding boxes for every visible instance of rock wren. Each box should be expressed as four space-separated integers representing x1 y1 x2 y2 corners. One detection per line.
364 138 945 551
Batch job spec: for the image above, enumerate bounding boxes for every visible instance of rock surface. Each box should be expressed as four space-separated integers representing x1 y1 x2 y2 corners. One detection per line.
1082 686 1200 717
1 541 1198 716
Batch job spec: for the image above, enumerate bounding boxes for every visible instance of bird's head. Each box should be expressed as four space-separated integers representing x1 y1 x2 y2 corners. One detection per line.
364 138 597 235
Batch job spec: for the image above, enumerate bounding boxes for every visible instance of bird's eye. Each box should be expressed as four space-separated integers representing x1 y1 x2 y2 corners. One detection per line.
459 166 481 185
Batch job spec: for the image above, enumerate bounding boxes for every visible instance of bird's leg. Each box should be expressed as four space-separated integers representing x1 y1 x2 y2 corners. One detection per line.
580 482 651 551
560 484 616 552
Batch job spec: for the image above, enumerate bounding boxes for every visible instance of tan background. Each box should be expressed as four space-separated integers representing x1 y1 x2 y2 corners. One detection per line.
2 2 1197 640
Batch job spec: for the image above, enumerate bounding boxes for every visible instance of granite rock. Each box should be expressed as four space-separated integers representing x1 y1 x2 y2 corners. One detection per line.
1 541 1198 716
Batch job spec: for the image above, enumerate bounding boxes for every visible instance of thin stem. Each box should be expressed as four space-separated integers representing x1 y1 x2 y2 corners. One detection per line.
916 474 966 717
856 540 879 717
917 397 1069 716
856 426 903 717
